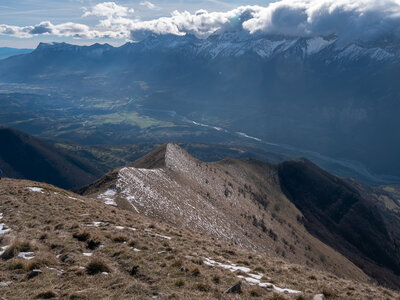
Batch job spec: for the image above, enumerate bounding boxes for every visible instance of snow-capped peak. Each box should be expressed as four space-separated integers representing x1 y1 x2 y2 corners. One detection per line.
33 33 400 63
306 36 336 55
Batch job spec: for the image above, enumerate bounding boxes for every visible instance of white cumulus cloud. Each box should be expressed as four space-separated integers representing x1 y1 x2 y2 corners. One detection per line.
129 8 248 39
242 0 400 42
1 0 400 43
0 22 96 39
82 2 134 18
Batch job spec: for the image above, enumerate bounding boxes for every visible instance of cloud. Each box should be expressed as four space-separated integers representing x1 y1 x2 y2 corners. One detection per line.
128 6 268 40
2 0 400 43
139 1 159 10
130 8 245 39
30 22 53 35
0 21 124 40
82 2 134 18
242 0 400 42
0 24 34 39
130 0 400 41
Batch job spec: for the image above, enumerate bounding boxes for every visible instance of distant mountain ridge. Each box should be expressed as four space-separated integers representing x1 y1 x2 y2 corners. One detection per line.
0 47 32 60
28 32 400 62
0 127 103 189
4 32 400 79
127 32 400 62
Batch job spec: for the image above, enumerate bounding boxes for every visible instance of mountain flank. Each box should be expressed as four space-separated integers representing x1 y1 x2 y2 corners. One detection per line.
0 127 103 189
278 159 400 289
79 143 400 289
1 177 399 299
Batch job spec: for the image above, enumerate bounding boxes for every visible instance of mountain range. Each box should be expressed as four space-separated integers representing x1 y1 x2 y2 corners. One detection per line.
1 31 400 183
0 47 32 60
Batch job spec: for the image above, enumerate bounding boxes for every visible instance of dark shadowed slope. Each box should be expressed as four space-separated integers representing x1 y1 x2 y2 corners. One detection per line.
278 159 400 289
0 127 103 189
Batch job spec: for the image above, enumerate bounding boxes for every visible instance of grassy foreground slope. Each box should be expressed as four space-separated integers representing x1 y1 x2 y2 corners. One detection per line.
0 178 399 299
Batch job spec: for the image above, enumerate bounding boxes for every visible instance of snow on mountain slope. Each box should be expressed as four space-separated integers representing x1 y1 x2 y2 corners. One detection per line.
194 36 293 59
126 32 399 62
8 32 400 69
334 44 395 61
306 37 336 55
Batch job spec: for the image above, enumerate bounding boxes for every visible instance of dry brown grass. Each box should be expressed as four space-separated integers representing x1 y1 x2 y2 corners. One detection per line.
1 240 33 260
0 178 398 300
112 234 128 243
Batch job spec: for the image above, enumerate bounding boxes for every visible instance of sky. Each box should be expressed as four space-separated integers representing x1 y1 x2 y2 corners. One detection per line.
2 0 400 48
0 0 269 48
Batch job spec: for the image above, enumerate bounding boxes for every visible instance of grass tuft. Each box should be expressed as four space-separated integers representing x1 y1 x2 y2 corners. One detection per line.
73 231 90 242
196 283 210 292
86 259 110 275
35 291 57 299
1 240 32 260
112 235 128 243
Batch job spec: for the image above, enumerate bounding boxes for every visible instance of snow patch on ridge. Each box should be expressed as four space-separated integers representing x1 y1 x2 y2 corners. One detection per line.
17 252 35 260
97 189 117 206
27 187 44 193
204 257 301 294
87 221 108 227
0 213 11 236
204 258 251 273
0 245 9 256
153 233 172 240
